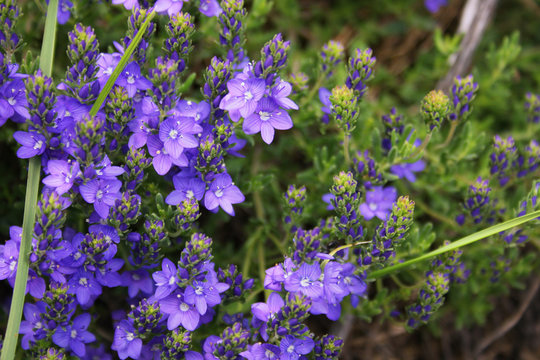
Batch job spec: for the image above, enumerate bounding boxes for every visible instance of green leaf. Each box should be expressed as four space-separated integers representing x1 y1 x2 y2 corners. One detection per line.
1 1 58 359
368 210 540 279
89 10 156 117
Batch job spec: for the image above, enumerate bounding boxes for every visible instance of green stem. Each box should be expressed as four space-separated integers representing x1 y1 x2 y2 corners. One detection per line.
436 120 458 149
368 210 540 280
409 132 431 159
343 134 351 166
1 2 59 358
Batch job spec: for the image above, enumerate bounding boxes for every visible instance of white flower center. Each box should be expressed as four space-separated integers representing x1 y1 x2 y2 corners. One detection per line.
33 140 43 150
259 111 270 121
287 345 295 353
79 277 88 286
369 203 378 211
168 276 176 285
300 277 311 287
96 190 104 200
215 189 223 198
195 286 204 295
126 332 134 341
127 75 135 84
7 97 16 106
169 129 178 139
186 190 194 199
244 91 253 101
9 260 17 271
70 329 78 339
132 273 140 281
180 303 189 312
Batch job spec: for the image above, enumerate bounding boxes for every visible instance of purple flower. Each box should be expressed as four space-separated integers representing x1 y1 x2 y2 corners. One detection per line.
111 0 139 10
166 175 206 205
251 292 284 322
13 131 46 158
112 319 143 360
20 302 47 350
240 343 280 360
43 160 81 195
57 0 74 24
160 292 201 331
269 80 298 110
154 0 188 16
199 0 222 17
52 313 96 357
174 100 210 123
116 62 152 98
319 87 332 124
243 97 293 144
67 270 102 306
279 335 314 360
204 173 245 216
219 77 266 120
390 160 426 182
425 0 448 13
359 186 397 221
152 258 179 299
184 280 228 315
97 53 122 86
158 117 201 158
147 134 189 175
0 80 30 123
79 179 122 218
284 263 323 298
122 269 153 298
0 240 19 285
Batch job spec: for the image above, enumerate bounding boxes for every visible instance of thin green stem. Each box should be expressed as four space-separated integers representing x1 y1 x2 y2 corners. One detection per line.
409 132 431 159
343 135 351 166
1 2 58 359
436 120 458 149
368 210 540 280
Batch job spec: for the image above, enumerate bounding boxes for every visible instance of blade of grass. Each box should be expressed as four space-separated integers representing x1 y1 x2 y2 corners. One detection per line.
1 1 58 359
88 10 155 117
368 210 540 280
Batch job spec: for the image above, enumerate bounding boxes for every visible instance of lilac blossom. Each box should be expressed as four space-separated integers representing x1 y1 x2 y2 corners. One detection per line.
159 292 201 330
219 77 266 120
57 0 74 24
240 343 280 360
152 258 179 300
43 160 81 195
20 302 48 350
174 99 210 123
284 262 323 298
243 97 293 144
52 313 96 357
13 131 46 158
0 240 19 285
318 87 332 124
251 292 284 322
96 53 122 87
147 134 189 175
359 186 397 221
154 0 188 16
111 0 139 10
112 319 143 360
269 79 298 110
67 270 102 306
390 160 426 182
79 179 122 218
425 0 448 13
128 98 159 149
184 279 228 315
0 80 30 123
122 269 154 298
204 173 245 216
116 62 152 98
199 0 222 17
279 336 314 360
158 117 202 158
166 175 206 205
